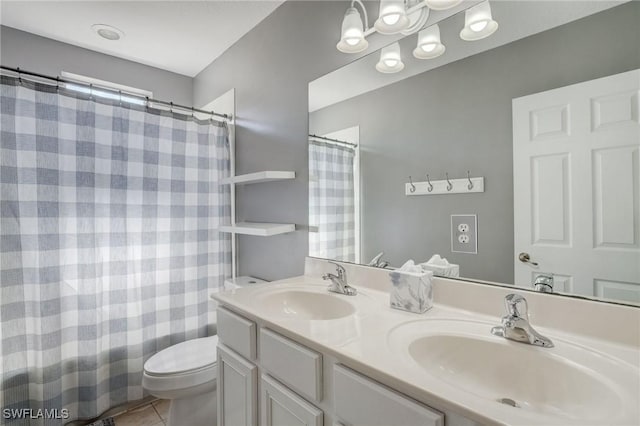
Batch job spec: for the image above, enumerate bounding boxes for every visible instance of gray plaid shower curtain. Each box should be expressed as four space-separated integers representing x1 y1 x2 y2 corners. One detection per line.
308 140 356 262
0 76 231 424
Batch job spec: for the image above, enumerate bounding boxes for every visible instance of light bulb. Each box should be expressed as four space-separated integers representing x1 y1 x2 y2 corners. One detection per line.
382 13 400 26
384 58 399 67
421 43 437 53
470 20 488 32
460 1 498 41
413 25 445 60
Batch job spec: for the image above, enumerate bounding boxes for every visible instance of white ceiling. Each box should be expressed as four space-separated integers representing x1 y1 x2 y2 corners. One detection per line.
0 0 283 77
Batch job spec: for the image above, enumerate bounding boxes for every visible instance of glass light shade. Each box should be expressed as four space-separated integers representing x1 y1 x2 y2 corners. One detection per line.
413 24 445 59
374 0 410 34
337 7 369 53
460 1 499 41
376 42 404 73
424 0 463 11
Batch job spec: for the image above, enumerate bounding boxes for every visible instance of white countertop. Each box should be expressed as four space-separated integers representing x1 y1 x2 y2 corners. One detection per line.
212 273 640 426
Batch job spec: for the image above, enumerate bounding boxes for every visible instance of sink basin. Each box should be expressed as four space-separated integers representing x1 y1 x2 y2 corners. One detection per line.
388 319 639 423
258 289 356 320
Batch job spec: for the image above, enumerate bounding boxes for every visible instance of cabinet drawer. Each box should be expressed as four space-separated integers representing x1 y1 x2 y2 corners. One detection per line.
333 364 443 426
217 307 257 361
259 328 322 402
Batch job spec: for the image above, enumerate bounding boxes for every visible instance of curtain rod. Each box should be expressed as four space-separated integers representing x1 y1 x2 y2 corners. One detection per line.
309 134 357 148
0 65 232 121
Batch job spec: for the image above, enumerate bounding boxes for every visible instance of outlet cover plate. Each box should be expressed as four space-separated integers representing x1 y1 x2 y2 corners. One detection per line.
451 214 477 254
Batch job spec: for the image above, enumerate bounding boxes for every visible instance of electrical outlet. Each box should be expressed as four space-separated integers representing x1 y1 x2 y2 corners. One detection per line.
451 214 477 254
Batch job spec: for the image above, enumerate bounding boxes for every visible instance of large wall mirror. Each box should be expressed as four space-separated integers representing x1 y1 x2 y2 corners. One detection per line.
308 0 640 305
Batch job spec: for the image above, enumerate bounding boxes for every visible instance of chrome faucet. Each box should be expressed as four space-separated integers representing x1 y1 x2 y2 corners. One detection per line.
323 262 357 296
533 274 554 293
491 294 553 348
367 252 389 268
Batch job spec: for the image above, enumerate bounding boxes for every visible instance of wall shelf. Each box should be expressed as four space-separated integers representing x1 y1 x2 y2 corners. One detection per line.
221 171 295 185
220 222 295 236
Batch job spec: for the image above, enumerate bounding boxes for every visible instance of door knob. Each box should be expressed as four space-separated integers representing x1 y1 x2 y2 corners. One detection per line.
518 252 538 266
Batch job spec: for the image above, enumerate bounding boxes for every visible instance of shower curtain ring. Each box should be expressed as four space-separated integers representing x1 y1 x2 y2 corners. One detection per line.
446 173 453 191
56 76 60 92
409 176 416 193
17 67 22 85
170 102 173 113
191 107 195 118
467 171 474 190
118 90 122 106
426 173 434 192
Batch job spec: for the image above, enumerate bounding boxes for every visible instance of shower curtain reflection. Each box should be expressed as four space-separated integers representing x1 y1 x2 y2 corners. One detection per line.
308 139 356 262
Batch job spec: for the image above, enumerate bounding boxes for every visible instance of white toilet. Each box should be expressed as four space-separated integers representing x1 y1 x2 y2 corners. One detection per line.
142 335 219 426
142 277 266 426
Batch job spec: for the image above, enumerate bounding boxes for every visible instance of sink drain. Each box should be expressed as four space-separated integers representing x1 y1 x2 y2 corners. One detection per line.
497 398 520 408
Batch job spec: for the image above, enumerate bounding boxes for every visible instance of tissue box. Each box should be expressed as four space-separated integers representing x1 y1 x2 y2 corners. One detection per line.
389 270 434 314
421 263 460 278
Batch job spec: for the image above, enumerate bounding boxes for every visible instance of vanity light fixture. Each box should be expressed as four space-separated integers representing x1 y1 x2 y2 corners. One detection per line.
424 0 464 10
375 0 410 34
337 3 369 53
460 1 499 41
376 42 404 73
413 24 445 59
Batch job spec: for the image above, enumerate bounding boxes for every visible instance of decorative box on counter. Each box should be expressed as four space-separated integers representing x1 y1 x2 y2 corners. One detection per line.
389 261 434 314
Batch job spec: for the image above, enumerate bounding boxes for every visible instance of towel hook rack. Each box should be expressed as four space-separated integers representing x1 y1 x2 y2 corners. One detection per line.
467 171 474 190
408 176 416 193
445 173 453 191
426 174 434 192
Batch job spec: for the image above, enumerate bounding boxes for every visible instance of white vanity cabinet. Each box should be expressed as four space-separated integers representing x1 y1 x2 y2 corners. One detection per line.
261 374 323 426
217 343 258 426
333 364 443 426
216 306 446 426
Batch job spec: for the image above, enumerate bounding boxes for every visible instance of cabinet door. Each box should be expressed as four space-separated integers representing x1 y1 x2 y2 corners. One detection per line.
218 344 258 426
334 364 443 426
261 374 323 426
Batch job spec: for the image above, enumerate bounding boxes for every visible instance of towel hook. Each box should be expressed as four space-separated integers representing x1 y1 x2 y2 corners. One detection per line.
426 174 434 192
445 173 453 191
467 171 474 190
408 176 416 193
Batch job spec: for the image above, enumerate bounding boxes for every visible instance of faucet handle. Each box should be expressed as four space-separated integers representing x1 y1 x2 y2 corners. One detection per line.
328 261 346 280
504 293 529 319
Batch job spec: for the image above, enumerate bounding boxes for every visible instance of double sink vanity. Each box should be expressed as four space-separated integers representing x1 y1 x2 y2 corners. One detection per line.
212 258 640 426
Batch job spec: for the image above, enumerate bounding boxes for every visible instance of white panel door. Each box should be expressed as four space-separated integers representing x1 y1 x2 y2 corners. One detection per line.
513 69 640 302
218 344 258 426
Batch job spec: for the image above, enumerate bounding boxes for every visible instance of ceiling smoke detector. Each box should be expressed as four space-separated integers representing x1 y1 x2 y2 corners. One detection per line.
91 24 124 41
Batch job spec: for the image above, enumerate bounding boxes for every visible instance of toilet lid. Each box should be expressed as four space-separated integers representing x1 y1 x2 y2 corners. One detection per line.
145 335 219 376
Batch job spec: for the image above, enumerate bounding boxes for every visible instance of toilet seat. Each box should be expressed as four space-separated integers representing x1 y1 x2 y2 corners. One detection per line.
145 335 218 376
143 336 219 396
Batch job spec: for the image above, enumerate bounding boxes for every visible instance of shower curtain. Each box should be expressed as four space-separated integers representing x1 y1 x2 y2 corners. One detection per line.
0 76 231 424
308 140 356 262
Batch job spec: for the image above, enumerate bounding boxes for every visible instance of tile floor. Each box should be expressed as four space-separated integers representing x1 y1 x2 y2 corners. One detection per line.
113 399 169 426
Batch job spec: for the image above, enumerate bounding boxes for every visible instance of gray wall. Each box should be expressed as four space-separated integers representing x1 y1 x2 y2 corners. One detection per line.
194 1 401 281
0 26 193 105
310 2 640 284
